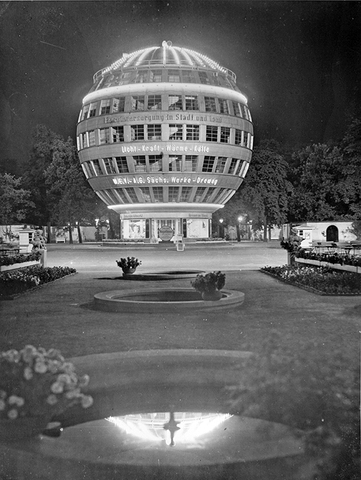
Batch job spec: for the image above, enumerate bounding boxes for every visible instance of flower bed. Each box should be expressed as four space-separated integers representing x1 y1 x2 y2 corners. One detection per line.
261 265 361 295
0 252 41 267
0 265 76 299
296 249 361 267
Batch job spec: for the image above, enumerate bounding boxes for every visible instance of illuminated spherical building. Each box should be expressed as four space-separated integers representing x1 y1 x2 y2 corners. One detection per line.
76 41 253 240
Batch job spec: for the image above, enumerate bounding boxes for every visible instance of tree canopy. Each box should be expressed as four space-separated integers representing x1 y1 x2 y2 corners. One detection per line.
0 173 34 225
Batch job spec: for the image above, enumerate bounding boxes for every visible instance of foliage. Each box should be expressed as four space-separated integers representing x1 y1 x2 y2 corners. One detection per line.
116 257 142 272
0 251 41 267
223 140 293 240
44 135 102 242
0 265 76 297
0 173 35 225
0 345 93 420
226 332 359 480
296 249 361 267
191 271 226 293
262 264 361 294
22 125 63 226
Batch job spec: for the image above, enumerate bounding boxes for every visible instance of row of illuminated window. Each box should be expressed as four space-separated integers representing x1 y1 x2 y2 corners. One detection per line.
93 68 237 91
79 95 251 121
96 186 235 206
77 125 253 149
81 155 250 177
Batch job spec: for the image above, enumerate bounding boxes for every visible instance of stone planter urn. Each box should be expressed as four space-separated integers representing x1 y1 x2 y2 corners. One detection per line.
201 289 223 301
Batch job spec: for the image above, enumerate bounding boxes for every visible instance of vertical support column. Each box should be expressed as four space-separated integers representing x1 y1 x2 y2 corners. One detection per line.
182 218 187 238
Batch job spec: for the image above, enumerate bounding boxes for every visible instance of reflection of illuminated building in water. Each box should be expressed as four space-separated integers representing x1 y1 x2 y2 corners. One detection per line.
77 41 254 240
107 412 232 446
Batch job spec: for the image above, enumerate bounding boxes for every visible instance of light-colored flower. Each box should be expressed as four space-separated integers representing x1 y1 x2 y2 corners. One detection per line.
0 399 6 411
46 394 58 405
65 388 80 399
81 395 93 408
34 361 47 374
7 409 18 419
0 389 7 399
50 382 64 394
78 374 90 387
8 395 25 407
21 345 37 363
23 366 33 380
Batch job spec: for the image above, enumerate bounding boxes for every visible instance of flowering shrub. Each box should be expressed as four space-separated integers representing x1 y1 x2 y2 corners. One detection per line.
0 265 76 297
0 345 93 420
296 249 361 267
0 251 42 267
116 257 142 272
191 271 226 293
262 265 361 294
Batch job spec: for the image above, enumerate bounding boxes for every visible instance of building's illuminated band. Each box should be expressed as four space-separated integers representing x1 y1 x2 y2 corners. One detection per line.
77 41 253 240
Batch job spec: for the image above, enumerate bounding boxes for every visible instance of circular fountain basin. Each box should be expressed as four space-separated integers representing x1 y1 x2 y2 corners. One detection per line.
94 288 245 312
1 351 311 480
122 270 205 280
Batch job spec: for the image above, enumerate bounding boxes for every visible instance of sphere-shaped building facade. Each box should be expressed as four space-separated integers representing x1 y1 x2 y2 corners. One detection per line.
77 41 253 240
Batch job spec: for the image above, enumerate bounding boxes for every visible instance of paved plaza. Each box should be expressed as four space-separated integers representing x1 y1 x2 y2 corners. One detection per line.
0 241 360 360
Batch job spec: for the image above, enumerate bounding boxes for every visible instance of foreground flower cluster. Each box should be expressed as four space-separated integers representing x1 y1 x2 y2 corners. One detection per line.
0 345 93 420
262 265 361 294
0 265 76 297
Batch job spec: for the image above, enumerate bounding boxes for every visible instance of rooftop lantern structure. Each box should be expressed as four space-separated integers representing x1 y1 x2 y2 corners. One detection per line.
76 41 254 241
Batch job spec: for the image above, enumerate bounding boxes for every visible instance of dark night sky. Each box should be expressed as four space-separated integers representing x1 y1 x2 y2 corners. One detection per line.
0 0 360 171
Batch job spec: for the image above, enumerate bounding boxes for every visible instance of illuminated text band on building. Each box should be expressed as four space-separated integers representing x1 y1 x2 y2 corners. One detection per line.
112 175 219 185
121 143 210 153
105 113 232 124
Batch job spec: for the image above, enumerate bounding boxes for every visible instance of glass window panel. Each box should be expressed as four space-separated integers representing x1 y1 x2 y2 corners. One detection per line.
206 126 218 142
232 101 242 117
204 97 216 112
112 126 124 143
100 99 111 115
115 157 129 173
220 127 230 143
202 156 216 173
81 105 89 120
169 124 183 140
88 130 96 146
185 96 198 110
131 95 145 111
125 188 139 202
186 125 199 141
89 103 97 117
92 159 102 175
131 125 144 141
215 157 227 173
168 70 180 82
147 95 162 110
203 188 216 202
139 187 151 202
150 70 162 82
228 158 238 174
198 72 210 84
242 131 249 147
147 124 162 140
86 161 96 177
169 155 182 172
113 97 125 113
152 187 163 202
235 129 242 145
168 187 180 202
184 155 198 171
99 128 110 145
135 70 148 83
194 187 207 201
180 187 192 202
218 98 229 114
134 156 146 172
114 188 128 203
103 158 116 174
168 95 183 110
82 133 88 148
149 155 162 172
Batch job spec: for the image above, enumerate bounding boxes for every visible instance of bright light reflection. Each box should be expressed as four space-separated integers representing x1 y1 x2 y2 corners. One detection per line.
106 413 232 444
